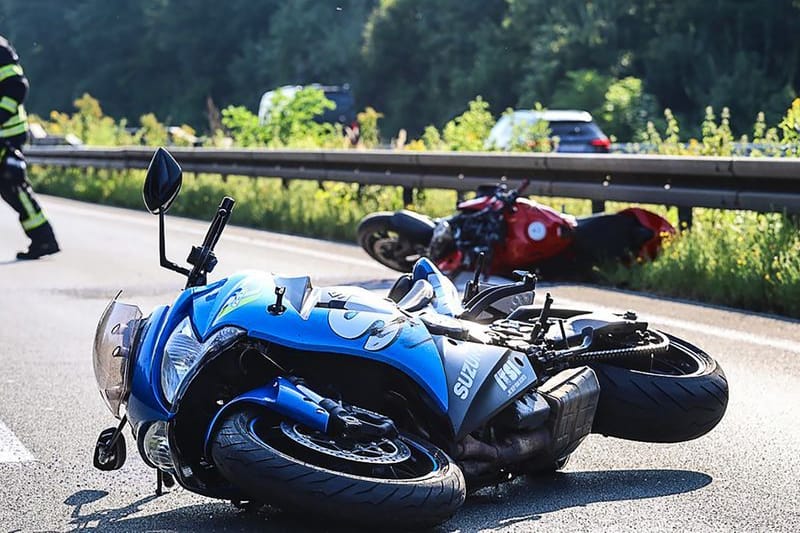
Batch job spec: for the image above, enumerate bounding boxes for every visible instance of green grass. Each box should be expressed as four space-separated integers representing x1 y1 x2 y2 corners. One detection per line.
602 210 800 317
31 166 457 241
31 167 800 318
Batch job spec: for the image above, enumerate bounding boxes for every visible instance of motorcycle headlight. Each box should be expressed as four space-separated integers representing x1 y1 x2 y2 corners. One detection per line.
160 318 244 404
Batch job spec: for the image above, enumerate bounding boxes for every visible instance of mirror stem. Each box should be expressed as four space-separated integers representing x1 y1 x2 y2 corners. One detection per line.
159 211 190 277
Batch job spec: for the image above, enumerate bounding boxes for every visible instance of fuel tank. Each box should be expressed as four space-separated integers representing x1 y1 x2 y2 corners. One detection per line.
187 270 449 412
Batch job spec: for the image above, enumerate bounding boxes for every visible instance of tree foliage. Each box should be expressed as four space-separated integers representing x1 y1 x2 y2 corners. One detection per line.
2 0 798 140
221 87 340 148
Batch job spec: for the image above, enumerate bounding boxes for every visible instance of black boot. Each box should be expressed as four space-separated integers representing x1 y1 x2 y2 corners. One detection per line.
17 223 60 260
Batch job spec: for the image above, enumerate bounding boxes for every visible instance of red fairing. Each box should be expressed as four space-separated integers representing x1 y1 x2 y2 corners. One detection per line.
620 207 675 258
492 198 576 274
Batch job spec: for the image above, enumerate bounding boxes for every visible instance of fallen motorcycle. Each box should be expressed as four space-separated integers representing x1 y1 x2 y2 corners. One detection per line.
357 180 675 277
91 148 727 529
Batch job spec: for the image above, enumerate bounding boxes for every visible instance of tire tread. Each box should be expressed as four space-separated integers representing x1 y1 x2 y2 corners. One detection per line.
210 408 465 528
591 335 728 443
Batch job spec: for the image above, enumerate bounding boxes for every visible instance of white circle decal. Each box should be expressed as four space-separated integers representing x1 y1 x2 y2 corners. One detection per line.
527 222 547 241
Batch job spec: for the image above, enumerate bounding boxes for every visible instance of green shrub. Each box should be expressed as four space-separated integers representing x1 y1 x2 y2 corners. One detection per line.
604 210 800 317
440 96 496 151
602 77 657 141
26 94 800 318
356 107 383 148
221 87 341 148
507 103 556 152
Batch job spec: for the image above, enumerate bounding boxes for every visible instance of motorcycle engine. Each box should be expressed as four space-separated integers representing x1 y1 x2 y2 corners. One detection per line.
429 220 456 261
453 212 506 267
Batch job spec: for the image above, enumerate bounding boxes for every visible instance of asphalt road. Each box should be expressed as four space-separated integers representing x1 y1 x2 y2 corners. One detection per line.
1 195 799 532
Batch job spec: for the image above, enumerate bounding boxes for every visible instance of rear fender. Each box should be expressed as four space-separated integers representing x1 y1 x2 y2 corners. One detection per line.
203 377 330 455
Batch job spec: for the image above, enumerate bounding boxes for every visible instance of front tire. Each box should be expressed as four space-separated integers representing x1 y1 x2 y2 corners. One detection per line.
357 213 427 272
591 334 728 442
210 408 465 529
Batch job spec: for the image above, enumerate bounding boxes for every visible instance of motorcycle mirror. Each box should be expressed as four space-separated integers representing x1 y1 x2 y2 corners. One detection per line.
143 147 183 214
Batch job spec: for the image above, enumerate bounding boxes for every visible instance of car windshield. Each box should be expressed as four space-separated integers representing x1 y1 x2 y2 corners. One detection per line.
93 298 142 418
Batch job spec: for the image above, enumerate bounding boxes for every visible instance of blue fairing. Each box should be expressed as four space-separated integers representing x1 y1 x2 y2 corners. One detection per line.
127 304 171 426
127 279 228 428
191 270 448 412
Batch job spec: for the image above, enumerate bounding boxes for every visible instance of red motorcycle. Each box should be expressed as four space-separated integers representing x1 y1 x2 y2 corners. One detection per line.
357 181 674 278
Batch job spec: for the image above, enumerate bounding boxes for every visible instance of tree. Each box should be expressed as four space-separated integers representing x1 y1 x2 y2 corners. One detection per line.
360 0 507 135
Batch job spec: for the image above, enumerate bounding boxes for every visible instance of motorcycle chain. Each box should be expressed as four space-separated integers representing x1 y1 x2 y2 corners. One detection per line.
567 330 670 362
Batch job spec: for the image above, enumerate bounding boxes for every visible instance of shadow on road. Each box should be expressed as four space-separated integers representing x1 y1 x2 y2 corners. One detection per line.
65 492 353 533
458 468 712 529
63 468 710 532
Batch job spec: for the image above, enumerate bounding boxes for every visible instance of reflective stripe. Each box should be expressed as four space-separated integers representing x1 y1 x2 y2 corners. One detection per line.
3 104 26 122
18 190 37 218
0 64 23 82
3 114 23 126
17 191 47 231
0 96 18 113
21 212 48 231
0 121 27 138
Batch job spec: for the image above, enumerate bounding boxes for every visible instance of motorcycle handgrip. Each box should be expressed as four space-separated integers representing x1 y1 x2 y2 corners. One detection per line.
206 196 236 251
516 178 531 196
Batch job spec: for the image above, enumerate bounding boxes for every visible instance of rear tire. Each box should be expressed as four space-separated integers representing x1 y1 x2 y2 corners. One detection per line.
211 408 465 529
357 213 426 272
591 334 728 442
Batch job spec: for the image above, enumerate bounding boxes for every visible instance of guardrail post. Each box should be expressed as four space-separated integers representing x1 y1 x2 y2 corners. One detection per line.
403 186 414 206
678 206 693 229
591 200 605 213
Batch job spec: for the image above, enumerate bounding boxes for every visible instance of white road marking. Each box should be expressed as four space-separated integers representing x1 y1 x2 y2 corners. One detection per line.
48 202 386 270
0 419 34 463
454 273 800 354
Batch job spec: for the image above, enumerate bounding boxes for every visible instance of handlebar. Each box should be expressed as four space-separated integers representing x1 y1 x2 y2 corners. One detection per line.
185 196 235 288
202 196 235 251
489 179 530 208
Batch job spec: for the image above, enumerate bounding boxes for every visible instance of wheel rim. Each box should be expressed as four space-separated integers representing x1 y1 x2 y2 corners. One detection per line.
648 338 707 376
364 230 423 271
280 422 412 464
250 417 441 480
596 334 709 377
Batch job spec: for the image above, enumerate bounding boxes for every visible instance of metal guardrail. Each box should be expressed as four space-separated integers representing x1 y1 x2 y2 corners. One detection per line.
26 146 800 221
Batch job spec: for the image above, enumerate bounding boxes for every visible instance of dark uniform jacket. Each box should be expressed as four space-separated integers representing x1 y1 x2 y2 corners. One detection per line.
0 36 29 143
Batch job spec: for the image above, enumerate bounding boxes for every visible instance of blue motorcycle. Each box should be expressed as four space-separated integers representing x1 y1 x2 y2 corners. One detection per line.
91 148 728 528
